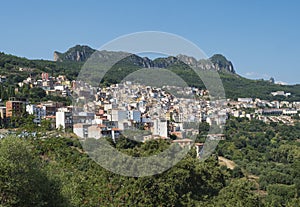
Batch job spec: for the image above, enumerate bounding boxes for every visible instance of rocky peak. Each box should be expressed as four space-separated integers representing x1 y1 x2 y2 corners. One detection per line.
176 54 235 73
53 45 96 62
176 54 198 66
53 45 235 74
209 54 235 73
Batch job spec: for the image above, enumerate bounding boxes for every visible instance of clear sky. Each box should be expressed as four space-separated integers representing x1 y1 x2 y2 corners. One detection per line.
1 0 300 84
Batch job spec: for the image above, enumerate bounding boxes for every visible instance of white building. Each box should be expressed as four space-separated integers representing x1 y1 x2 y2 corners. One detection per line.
0 106 6 119
238 98 253 103
26 104 46 124
152 118 168 138
54 85 65 91
73 123 92 138
56 108 72 130
283 109 298 115
271 91 291 97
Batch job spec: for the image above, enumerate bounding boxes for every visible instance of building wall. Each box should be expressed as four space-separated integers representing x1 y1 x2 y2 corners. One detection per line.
153 119 168 138
74 126 84 138
127 110 141 122
26 104 47 124
73 123 91 138
6 101 24 117
56 111 65 129
0 107 6 119
88 125 101 139
56 111 72 129
111 110 127 122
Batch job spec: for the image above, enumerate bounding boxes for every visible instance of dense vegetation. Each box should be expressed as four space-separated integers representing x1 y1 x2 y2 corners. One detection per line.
0 116 299 206
2 51 300 101
217 117 300 206
167 64 300 101
0 52 82 83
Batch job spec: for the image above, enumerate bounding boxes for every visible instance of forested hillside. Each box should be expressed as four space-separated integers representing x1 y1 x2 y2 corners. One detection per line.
1 49 300 101
0 116 299 206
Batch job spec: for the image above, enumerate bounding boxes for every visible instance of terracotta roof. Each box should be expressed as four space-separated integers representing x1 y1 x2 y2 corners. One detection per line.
46 115 56 119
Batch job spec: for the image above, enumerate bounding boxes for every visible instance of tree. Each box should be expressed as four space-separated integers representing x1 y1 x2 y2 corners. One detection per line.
232 166 244 178
0 136 67 206
213 179 260 207
29 87 46 101
265 184 296 207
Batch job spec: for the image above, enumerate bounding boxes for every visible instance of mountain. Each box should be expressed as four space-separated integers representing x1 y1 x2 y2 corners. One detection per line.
54 45 96 62
209 54 235 73
1 46 300 101
54 45 235 74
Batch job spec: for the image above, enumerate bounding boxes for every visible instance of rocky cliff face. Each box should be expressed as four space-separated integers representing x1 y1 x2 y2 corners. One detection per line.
54 45 235 73
209 54 235 73
117 54 235 73
54 45 96 62
53 52 60 62
176 54 235 73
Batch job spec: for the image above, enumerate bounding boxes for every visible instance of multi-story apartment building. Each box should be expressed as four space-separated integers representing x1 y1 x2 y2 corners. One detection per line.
6 99 25 117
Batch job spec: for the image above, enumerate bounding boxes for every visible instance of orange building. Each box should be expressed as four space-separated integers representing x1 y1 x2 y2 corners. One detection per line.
5 101 25 117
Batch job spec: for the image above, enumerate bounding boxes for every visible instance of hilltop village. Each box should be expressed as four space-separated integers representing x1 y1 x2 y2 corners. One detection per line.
0 72 299 148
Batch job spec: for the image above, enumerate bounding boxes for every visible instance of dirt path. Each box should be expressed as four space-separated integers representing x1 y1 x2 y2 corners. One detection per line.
218 156 236 170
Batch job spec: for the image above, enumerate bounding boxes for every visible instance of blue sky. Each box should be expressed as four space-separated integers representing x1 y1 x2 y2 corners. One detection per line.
1 0 300 84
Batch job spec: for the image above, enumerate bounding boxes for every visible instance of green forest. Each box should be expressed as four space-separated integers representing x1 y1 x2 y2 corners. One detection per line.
0 116 299 206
